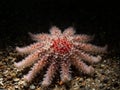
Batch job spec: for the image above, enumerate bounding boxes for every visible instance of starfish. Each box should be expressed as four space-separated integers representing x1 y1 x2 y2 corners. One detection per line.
14 26 107 86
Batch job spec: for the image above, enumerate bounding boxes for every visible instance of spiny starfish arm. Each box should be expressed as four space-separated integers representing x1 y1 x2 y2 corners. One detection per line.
74 43 107 53
71 57 94 74
16 42 44 54
74 50 102 64
42 61 58 86
49 26 61 35
23 55 49 82
60 59 71 82
72 34 94 42
14 50 43 69
63 27 76 36
28 32 50 41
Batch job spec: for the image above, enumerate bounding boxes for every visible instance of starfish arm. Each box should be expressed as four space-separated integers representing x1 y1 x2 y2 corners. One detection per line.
72 34 94 42
74 50 102 63
74 43 107 53
28 32 50 41
14 50 43 69
60 59 71 82
49 26 61 35
63 27 76 36
16 42 44 54
23 55 49 82
42 61 58 86
71 57 94 74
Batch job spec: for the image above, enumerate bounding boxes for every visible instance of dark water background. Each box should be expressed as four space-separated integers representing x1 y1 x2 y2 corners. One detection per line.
0 1 120 56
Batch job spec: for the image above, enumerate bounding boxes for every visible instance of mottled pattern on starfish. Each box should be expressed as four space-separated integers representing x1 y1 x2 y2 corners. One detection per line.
14 26 107 86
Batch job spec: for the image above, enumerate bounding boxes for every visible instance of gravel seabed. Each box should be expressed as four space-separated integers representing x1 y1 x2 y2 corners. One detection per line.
0 47 120 90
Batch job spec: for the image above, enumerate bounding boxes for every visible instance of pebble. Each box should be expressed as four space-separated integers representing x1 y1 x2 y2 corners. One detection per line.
86 78 91 82
30 84 35 89
18 80 27 86
7 56 14 60
100 64 105 68
92 88 95 90
0 78 3 86
103 60 107 63
0 78 3 81
79 78 83 82
53 85 66 90
14 85 19 89
103 77 109 83
99 83 104 89
13 78 20 82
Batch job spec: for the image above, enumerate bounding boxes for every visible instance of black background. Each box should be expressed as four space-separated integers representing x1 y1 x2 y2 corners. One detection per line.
0 1 120 56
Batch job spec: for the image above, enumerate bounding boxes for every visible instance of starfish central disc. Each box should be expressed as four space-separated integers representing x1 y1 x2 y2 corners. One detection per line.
52 38 72 54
